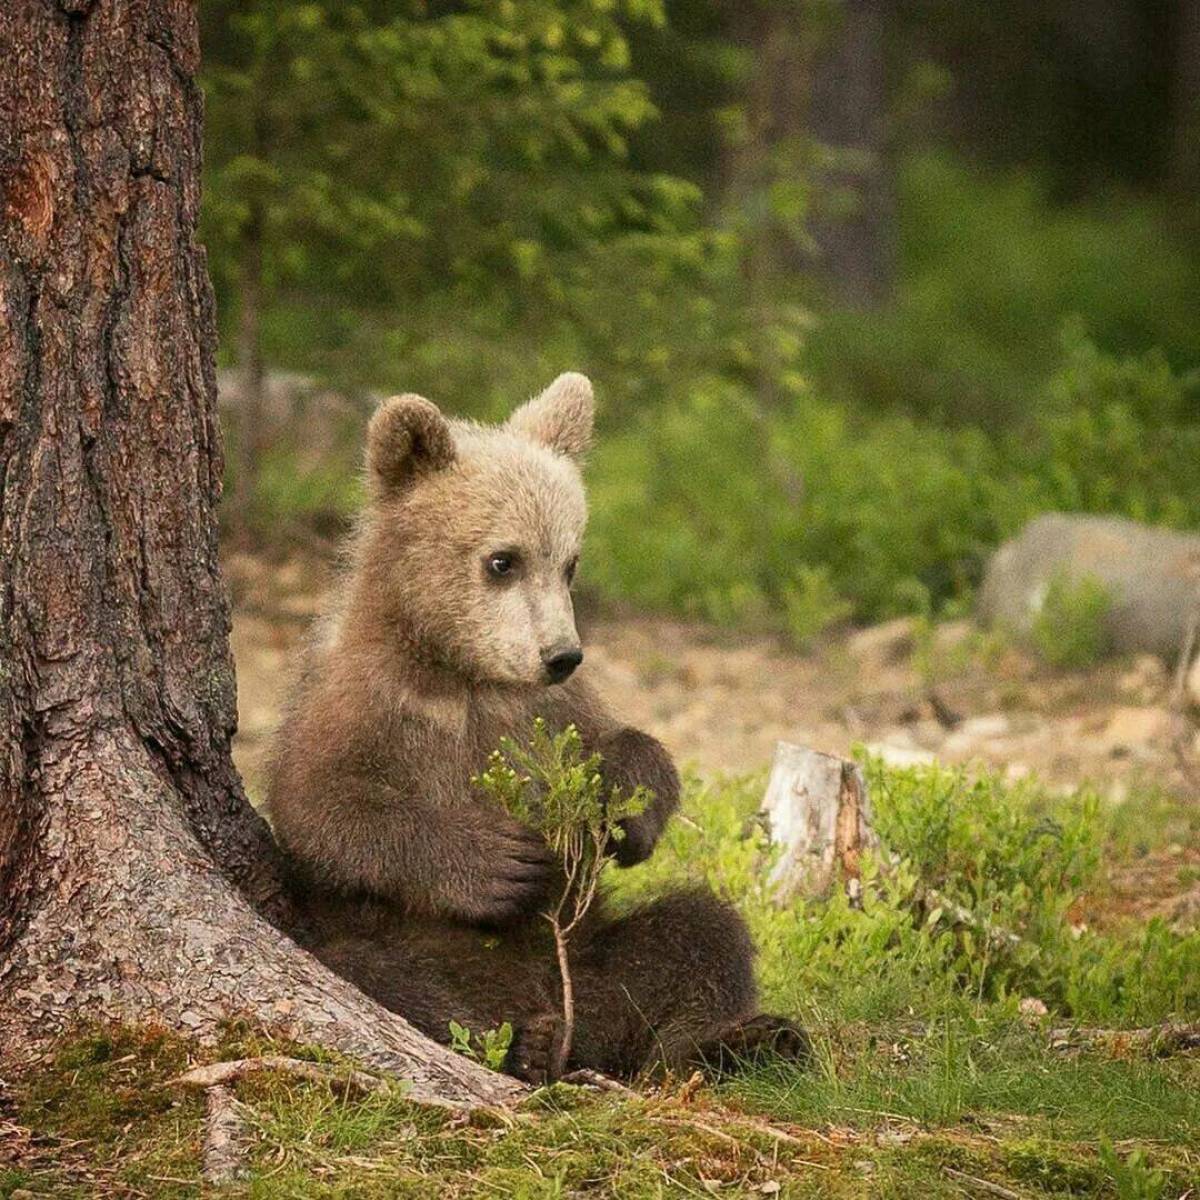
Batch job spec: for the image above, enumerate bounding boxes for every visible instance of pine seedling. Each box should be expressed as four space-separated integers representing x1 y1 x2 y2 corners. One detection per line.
475 719 649 1078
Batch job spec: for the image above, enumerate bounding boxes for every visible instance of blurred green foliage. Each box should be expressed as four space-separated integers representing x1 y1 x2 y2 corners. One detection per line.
201 2 1200 638
1030 571 1113 670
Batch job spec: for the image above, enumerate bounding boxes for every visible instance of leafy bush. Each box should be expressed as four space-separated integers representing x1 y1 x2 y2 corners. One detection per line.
611 758 1200 1027
585 376 1004 635
1030 570 1113 669
1019 322 1200 529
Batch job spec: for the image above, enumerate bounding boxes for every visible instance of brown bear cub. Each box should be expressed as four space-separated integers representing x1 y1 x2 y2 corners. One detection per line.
266 373 808 1083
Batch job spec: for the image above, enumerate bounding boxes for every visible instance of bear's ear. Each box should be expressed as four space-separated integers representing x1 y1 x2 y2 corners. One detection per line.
367 394 456 495
506 372 594 458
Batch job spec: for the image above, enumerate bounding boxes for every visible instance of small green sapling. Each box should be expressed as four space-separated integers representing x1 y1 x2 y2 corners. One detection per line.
474 719 650 1078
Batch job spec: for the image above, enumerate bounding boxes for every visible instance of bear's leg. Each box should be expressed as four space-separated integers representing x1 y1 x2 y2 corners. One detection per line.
314 927 575 1085
566 888 810 1077
311 927 555 1055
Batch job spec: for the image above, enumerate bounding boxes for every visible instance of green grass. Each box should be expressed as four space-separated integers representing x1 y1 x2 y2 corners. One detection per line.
5 761 1199 1197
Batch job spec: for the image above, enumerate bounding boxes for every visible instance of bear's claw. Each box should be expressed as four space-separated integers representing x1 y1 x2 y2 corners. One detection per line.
505 1011 566 1086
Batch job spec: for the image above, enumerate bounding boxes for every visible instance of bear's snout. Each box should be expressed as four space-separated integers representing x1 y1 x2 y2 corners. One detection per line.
541 645 583 684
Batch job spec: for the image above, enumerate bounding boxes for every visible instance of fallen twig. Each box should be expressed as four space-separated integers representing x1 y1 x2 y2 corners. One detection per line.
653 1108 822 1158
558 1068 637 1096
942 1166 1021 1199
168 1055 393 1098
1047 1022 1200 1057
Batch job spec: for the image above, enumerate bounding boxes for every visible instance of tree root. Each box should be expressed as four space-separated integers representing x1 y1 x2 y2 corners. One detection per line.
203 1085 250 1185
169 1055 395 1098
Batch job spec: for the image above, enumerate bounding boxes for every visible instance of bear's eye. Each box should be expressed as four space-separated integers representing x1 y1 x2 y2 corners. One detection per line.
486 552 517 579
565 556 579 585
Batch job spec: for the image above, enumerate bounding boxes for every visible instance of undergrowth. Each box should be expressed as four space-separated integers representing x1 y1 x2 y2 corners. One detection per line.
5 759 1198 1197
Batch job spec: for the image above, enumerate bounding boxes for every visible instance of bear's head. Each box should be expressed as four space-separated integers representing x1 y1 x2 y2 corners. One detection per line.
359 373 594 688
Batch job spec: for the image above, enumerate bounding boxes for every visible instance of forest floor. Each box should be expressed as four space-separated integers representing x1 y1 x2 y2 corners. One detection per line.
5 548 1198 1198
227 547 1200 931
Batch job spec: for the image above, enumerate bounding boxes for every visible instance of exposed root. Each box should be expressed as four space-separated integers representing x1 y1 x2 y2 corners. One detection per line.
169 1055 394 1098
203 1085 250 1185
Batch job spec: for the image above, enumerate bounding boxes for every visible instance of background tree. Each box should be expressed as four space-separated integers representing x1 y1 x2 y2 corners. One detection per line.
200 0 676 514
0 0 513 1108
192 0 1200 640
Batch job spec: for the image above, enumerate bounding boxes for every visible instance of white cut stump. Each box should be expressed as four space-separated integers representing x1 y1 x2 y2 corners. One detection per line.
761 742 879 904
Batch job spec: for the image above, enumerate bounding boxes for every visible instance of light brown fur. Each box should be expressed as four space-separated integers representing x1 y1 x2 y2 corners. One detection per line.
266 374 808 1081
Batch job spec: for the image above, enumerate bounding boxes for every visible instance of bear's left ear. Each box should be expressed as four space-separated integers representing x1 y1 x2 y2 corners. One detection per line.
367 393 456 496
506 372 594 458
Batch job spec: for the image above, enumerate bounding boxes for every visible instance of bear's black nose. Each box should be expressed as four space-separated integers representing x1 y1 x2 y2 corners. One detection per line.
543 647 583 684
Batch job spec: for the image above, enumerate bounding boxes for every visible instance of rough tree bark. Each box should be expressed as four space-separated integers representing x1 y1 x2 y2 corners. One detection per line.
232 200 265 527
0 0 516 1108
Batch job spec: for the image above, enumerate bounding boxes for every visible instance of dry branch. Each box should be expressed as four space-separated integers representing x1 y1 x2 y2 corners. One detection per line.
170 1056 394 1098
1047 1022 1200 1056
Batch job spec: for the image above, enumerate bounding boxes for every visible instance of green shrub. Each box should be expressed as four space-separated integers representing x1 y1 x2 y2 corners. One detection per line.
611 758 1200 1027
1020 322 1200 529
1030 571 1113 669
585 376 1003 633
806 153 1200 432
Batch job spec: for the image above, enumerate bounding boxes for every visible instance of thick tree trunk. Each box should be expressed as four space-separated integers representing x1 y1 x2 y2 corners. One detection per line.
719 0 893 310
0 0 515 1108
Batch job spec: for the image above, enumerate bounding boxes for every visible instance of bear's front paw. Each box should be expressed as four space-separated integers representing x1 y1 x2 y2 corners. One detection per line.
611 811 660 867
450 817 556 925
505 1011 566 1085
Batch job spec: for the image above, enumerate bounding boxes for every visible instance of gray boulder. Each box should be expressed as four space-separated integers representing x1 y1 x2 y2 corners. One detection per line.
978 513 1200 660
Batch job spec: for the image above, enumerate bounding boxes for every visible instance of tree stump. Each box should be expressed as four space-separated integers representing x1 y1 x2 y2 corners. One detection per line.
761 742 879 904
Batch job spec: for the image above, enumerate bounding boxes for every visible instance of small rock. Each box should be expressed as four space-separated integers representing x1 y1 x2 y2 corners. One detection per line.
846 617 917 666
865 731 937 769
1019 997 1048 1017
932 618 975 655
11 1191 33 1200
1119 654 1168 699
1100 706 1172 753
759 1183 782 1195
958 713 1011 739
1188 654 1200 708
940 712 1012 757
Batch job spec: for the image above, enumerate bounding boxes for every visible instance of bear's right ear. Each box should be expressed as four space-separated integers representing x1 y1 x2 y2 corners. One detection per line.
506 372 594 458
366 394 456 495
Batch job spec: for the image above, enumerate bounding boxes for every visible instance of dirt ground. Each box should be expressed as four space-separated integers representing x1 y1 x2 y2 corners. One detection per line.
226 547 1200 926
